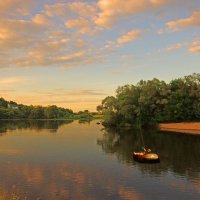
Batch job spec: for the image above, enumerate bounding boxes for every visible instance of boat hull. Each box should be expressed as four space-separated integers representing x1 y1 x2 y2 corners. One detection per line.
133 152 160 163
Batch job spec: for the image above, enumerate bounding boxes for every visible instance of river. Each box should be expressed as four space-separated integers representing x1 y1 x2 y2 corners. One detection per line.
0 120 200 200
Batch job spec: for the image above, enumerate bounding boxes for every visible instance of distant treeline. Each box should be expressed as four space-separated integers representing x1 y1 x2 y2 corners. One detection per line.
97 73 200 127
0 98 94 120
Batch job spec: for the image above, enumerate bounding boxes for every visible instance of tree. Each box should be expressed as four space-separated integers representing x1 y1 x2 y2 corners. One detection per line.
44 105 59 119
0 98 8 108
99 96 119 126
0 97 74 119
29 106 45 119
97 73 200 127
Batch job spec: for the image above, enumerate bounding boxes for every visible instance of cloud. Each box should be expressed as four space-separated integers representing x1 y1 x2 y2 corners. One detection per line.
0 19 46 51
65 18 96 35
0 1 101 69
45 2 99 35
94 0 175 27
55 51 87 62
95 0 150 27
44 3 68 17
166 9 200 31
12 48 100 69
102 29 143 53
0 0 36 16
117 30 143 46
28 38 69 59
0 77 28 84
21 97 102 105
10 88 108 111
192 40 200 45
67 2 97 17
0 0 198 71
12 94 105 112
165 42 188 51
0 89 15 95
68 89 107 96
189 40 200 53
45 2 97 18
20 32 90 68
34 88 107 97
164 39 200 53
32 14 52 26
189 45 200 53
150 0 169 6
0 77 27 97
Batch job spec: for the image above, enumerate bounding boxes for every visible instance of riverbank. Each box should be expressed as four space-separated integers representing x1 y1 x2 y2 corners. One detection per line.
0 114 103 121
159 122 200 135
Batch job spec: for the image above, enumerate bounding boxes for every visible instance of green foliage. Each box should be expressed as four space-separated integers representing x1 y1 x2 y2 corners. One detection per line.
0 99 74 119
0 98 97 120
97 73 200 127
0 98 8 108
29 106 45 119
76 110 93 120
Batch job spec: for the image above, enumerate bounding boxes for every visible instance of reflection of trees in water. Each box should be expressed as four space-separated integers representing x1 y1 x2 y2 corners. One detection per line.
78 119 92 124
0 120 73 135
97 127 200 179
97 127 136 165
155 131 200 178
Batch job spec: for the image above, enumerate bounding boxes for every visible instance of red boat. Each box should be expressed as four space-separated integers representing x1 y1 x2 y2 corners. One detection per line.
133 152 160 163
133 129 160 163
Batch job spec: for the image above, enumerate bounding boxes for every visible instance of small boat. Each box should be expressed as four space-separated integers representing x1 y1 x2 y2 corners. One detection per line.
133 152 160 163
133 127 160 163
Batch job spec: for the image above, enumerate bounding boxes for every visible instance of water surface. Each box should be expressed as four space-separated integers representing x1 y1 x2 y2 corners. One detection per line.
0 120 200 200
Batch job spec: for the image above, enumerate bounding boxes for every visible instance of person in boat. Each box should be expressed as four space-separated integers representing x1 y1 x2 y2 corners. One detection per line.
143 147 151 154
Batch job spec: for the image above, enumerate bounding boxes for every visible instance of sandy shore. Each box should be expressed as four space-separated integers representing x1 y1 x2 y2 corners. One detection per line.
159 122 200 135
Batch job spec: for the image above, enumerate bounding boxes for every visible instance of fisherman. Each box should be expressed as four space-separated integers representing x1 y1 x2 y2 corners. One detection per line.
143 147 151 154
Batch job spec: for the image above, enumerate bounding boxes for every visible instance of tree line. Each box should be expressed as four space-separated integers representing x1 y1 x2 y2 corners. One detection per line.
97 73 200 127
0 98 94 120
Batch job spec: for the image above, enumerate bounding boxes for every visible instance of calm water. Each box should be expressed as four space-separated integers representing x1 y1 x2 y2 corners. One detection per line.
0 120 200 200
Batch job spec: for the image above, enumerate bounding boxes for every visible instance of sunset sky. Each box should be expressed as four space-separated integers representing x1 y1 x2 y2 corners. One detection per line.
0 0 199 111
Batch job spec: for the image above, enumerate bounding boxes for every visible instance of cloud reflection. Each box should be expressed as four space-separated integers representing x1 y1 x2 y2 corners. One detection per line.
0 160 145 200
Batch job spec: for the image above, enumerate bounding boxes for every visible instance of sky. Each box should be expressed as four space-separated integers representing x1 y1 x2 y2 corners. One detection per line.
0 0 200 112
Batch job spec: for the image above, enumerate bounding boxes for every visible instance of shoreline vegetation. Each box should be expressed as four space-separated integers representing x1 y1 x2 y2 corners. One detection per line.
0 97 102 121
97 73 200 128
1 73 200 135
